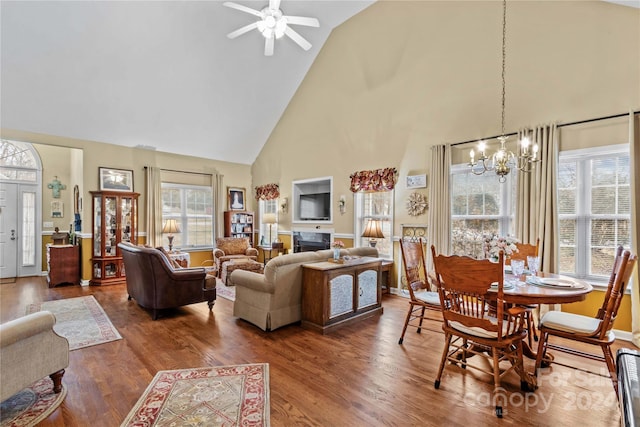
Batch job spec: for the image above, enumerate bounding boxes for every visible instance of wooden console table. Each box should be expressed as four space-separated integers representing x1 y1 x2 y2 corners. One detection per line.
47 244 80 287
301 257 383 334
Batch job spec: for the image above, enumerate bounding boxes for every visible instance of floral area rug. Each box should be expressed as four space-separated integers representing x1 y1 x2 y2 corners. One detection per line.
216 279 236 302
0 377 67 427
121 364 270 427
26 295 122 350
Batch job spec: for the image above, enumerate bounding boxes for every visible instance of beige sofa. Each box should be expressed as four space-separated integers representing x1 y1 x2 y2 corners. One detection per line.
1 311 69 401
230 247 378 331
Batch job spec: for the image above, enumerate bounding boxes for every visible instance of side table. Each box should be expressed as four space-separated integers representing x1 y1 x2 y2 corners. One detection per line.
381 260 393 294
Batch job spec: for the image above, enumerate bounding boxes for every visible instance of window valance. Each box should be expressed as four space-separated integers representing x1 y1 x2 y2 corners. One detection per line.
349 168 398 192
255 183 280 200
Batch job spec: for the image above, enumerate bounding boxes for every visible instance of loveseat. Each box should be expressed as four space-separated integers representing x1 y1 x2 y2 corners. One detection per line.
0 311 69 401
119 243 216 320
230 247 378 331
213 237 259 277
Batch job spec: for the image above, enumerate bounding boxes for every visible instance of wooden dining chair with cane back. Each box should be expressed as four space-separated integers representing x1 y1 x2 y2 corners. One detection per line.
397 238 441 345
534 247 637 393
508 238 540 348
431 246 530 418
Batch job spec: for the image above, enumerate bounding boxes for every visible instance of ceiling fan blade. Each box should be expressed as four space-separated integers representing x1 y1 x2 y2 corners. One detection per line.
284 16 320 27
269 0 281 11
227 22 259 39
223 2 264 18
284 26 312 51
265 36 275 56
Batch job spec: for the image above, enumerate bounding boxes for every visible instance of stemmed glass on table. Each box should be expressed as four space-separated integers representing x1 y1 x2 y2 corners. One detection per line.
527 256 540 276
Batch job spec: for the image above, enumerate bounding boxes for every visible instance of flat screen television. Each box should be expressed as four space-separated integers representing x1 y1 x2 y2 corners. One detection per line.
299 193 330 220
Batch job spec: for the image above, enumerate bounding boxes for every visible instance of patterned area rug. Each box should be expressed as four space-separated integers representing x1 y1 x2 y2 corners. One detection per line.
26 295 122 350
216 279 236 302
0 377 67 427
121 364 270 427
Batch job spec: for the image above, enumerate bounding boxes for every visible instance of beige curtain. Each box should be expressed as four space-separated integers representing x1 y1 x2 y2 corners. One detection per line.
516 124 558 273
427 144 451 271
145 166 163 247
630 111 639 348
215 173 224 239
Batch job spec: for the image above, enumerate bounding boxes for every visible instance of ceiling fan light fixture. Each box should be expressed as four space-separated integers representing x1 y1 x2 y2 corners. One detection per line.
224 0 319 56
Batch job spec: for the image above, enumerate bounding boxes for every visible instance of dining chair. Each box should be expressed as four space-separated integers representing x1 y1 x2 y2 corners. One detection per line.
397 238 441 345
509 238 540 348
431 246 529 418
534 247 637 393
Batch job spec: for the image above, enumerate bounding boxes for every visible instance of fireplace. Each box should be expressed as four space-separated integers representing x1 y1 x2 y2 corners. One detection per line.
292 230 331 253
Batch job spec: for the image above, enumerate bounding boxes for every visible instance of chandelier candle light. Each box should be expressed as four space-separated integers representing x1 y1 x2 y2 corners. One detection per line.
162 219 181 253
468 0 540 183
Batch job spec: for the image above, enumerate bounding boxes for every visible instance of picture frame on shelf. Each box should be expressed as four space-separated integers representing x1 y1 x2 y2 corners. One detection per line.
406 174 427 189
228 187 246 211
99 167 134 192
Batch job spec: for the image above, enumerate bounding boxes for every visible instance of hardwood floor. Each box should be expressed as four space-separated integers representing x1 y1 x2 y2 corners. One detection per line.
1 276 628 426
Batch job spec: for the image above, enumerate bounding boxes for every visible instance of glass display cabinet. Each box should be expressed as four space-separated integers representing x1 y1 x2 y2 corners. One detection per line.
90 191 139 285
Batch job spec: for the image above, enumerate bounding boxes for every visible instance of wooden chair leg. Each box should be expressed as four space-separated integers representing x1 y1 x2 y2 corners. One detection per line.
435 333 452 389
602 344 618 393
50 369 65 394
398 303 413 344
492 347 504 418
417 306 426 333
534 329 549 376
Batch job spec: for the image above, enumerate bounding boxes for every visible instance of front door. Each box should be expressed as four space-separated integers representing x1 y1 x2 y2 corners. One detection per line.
0 183 18 278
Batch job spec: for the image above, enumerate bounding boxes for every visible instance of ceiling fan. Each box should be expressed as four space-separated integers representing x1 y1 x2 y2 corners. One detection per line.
223 0 320 56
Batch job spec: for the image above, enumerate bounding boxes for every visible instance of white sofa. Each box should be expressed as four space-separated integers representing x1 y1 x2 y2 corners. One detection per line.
0 311 69 401
230 247 378 331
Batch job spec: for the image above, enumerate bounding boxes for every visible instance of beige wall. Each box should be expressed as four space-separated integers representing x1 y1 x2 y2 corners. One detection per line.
252 0 639 238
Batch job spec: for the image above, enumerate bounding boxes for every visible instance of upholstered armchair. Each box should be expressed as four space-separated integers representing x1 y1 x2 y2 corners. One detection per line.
119 243 216 320
213 237 258 277
1 311 69 401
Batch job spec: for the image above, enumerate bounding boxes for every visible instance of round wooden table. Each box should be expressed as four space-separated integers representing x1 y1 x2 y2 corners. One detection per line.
500 272 592 305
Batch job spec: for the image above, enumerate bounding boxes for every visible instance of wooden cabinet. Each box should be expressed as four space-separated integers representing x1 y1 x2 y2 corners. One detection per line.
47 244 80 287
301 257 383 334
224 211 254 242
90 191 139 286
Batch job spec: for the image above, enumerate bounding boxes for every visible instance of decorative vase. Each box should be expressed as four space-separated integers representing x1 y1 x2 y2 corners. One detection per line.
333 248 340 260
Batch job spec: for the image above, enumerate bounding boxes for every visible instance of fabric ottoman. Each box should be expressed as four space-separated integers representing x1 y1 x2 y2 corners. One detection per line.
221 259 264 285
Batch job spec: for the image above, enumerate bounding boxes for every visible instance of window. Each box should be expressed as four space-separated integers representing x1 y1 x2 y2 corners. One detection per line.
450 164 516 258
558 145 630 280
354 191 394 259
0 139 38 182
162 183 213 249
259 199 279 245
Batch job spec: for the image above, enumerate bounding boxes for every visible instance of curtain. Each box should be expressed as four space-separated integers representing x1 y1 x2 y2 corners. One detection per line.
426 144 451 271
215 173 224 239
516 123 558 274
255 183 280 200
349 168 398 192
145 166 163 247
630 111 639 348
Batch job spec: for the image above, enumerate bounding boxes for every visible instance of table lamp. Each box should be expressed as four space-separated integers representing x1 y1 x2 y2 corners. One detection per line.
162 219 181 252
263 213 277 245
362 219 384 248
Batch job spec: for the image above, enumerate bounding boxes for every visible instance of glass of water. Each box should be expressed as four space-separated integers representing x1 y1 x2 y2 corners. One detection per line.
511 259 525 278
527 256 539 276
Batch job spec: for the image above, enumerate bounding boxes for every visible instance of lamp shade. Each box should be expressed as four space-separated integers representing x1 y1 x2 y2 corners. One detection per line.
162 219 181 234
263 213 277 224
361 219 384 239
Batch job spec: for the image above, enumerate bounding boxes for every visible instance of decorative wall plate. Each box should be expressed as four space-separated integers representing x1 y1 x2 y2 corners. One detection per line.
407 192 428 216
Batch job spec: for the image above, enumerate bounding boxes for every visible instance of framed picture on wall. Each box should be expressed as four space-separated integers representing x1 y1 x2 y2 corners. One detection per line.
406 174 427 189
99 167 134 192
227 187 246 211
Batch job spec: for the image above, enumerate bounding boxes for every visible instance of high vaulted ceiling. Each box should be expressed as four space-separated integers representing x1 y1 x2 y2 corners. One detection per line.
1 0 374 165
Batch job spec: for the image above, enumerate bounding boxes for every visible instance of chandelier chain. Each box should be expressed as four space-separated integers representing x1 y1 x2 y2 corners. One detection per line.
501 0 506 137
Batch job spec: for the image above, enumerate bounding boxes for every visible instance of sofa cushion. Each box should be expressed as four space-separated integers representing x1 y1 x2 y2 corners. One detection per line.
156 246 182 269
215 237 250 255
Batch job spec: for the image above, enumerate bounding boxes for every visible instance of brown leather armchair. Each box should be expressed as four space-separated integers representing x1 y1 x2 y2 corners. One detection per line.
119 243 216 320
213 237 258 277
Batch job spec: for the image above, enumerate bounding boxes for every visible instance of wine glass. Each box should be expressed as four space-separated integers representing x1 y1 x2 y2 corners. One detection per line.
527 256 539 276
511 259 525 277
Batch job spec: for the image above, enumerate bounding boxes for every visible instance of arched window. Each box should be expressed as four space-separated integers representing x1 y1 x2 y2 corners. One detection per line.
0 139 38 182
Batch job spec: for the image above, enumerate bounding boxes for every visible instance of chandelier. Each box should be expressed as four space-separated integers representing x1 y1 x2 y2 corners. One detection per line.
468 0 539 183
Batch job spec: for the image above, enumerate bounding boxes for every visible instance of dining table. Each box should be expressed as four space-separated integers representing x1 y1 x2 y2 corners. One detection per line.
429 268 593 391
